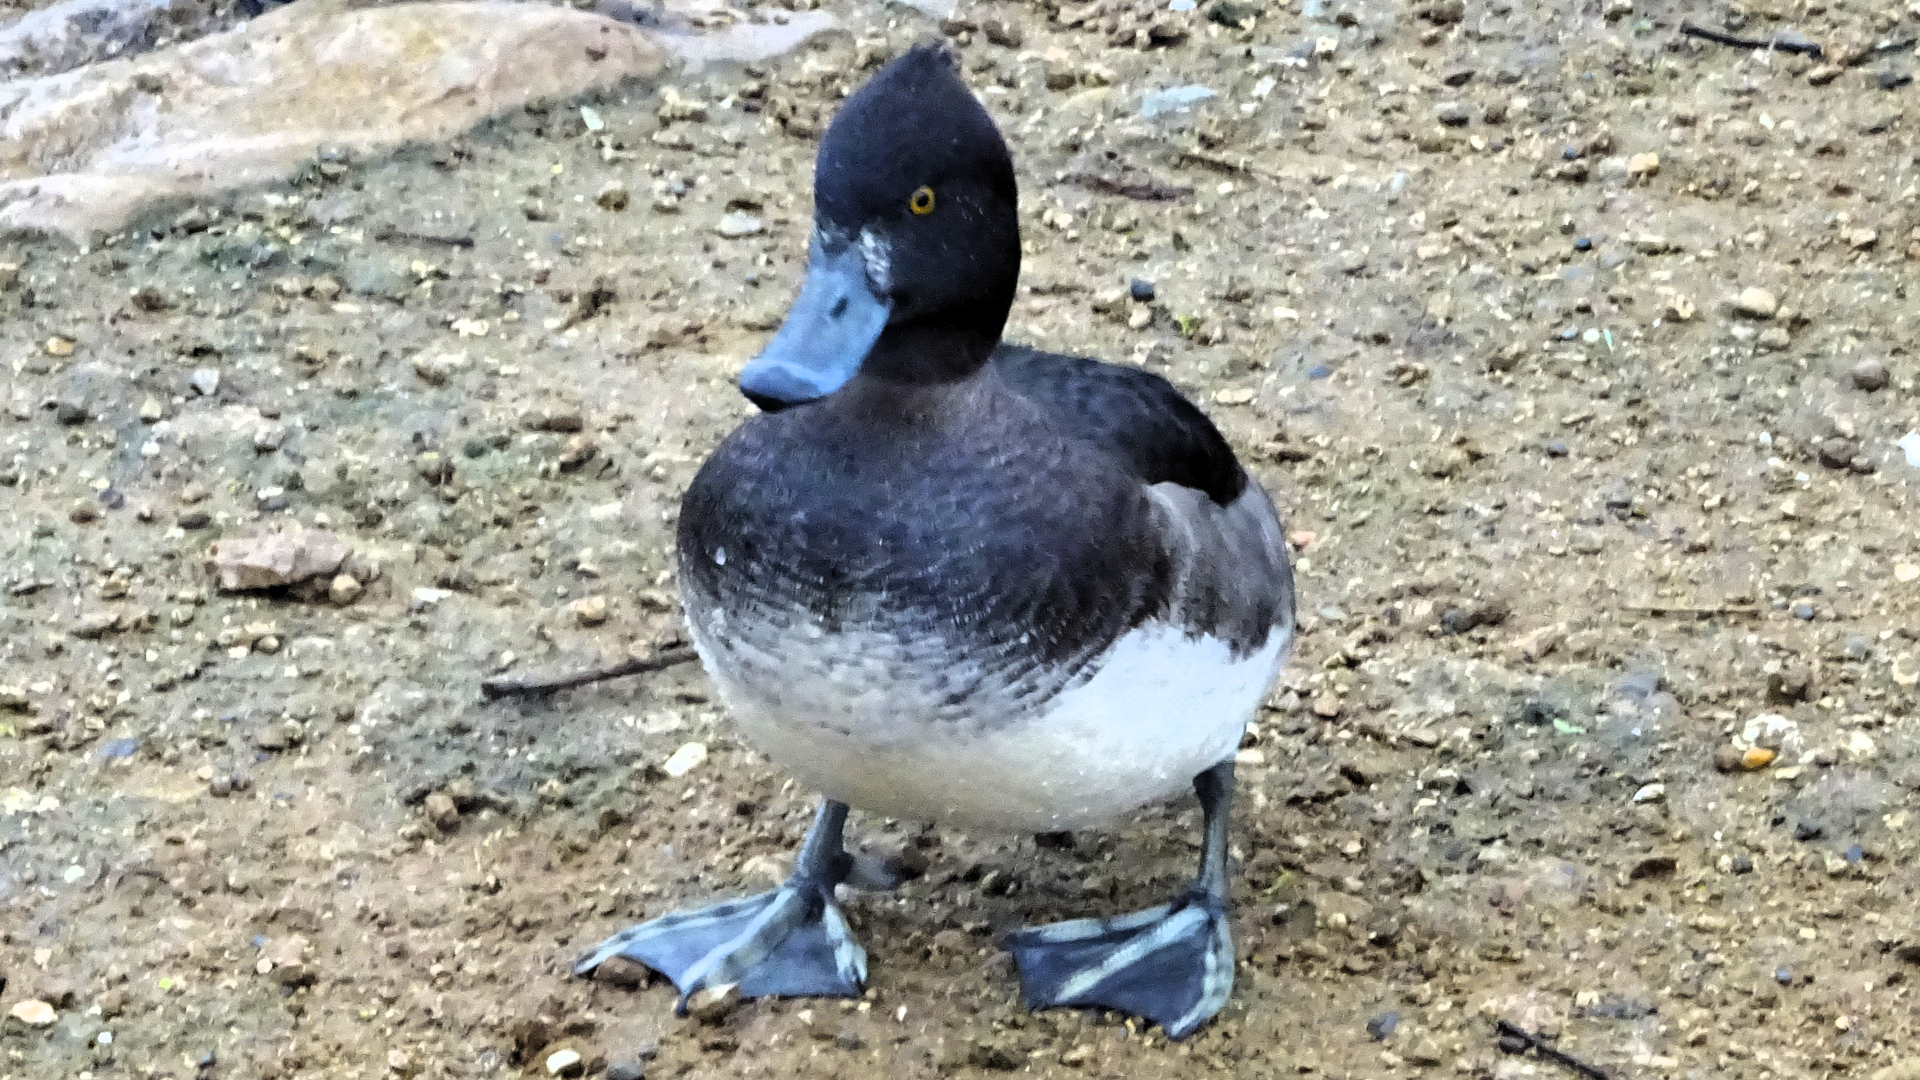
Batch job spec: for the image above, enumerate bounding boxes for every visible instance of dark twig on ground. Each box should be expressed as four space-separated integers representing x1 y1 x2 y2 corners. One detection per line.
1679 21 1823 57
1494 1021 1614 1080
1846 36 1918 67
373 228 477 248
479 645 699 700
1061 171 1193 201
1166 145 1282 183
1622 602 1761 617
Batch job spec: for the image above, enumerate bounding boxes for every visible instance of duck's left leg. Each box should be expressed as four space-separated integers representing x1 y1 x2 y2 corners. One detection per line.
1005 760 1237 1040
574 800 886 1012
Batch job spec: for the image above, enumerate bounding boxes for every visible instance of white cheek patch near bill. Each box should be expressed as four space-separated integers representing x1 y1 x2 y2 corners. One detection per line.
858 228 891 294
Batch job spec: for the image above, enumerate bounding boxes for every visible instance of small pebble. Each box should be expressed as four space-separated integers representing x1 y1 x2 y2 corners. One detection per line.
1128 278 1155 302
1850 358 1890 392
983 19 1022 46
1628 853 1677 880
9 999 57 1026
189 367 221 396
425 791 460 831
662 741 708 778
1793 820 1824 842
1733 286 1778 319
686 983 740 1024
1817 438 1853 469
716 211 764 238
1573 237 1592 252
572 595 609 626
329 574 363 606
592 956 651 990
557 435 598 473
545 1049 585 1078
252 724 294 752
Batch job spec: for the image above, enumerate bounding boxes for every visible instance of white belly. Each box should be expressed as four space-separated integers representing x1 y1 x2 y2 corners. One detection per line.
697 621 1291 833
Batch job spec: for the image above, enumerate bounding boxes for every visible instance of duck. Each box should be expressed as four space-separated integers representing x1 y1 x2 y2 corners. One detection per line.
574 44 1296 1040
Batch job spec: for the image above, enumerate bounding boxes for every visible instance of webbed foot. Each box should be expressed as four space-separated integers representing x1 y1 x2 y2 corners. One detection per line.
1005 887 1232 1039
1005 760 1240 1040
575 878 865 1008
574 801 868 1010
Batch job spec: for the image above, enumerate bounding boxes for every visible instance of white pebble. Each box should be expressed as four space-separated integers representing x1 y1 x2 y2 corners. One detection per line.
663 741 708 778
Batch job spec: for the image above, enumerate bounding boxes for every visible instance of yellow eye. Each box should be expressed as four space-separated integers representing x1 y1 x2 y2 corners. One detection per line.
908 186 936 215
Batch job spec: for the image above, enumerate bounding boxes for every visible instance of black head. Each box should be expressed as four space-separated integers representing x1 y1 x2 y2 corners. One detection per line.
737 46 1022 410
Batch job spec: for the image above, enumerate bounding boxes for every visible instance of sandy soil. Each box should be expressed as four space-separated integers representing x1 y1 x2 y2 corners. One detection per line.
4 1 1920 1078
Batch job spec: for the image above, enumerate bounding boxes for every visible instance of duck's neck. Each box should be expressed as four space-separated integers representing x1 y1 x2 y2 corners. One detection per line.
857 317 999 386
824 336 1003 431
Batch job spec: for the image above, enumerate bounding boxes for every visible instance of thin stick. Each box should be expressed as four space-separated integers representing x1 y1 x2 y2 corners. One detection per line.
1622 603 1760 617
1062 172 1193 202
1679 21 1823 57
479 646 698 700
1494 1021 1614 1080
373 228 477 249
1846 36 1918 67
1168 146 1282 183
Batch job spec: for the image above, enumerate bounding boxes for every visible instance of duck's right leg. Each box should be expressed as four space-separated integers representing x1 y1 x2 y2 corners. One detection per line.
574 800 876 1011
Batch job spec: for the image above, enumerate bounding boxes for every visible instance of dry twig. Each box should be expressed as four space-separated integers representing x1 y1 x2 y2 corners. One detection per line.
480 646 698 700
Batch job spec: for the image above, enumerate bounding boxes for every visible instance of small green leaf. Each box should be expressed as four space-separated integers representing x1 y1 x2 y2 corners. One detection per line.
1552 719 1587 736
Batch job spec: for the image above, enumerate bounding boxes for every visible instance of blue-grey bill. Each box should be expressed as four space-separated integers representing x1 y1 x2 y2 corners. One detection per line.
738 240 891 408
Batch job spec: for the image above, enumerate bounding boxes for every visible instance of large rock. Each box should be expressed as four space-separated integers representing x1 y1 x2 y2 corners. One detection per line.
0 0 226 81
208 524 351 592
0 0 669 241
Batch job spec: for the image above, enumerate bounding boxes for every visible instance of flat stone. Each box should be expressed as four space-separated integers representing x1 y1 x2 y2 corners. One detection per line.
716 211 763 238
0 1 669 242
1733 286 1778 319
208 526 351 591
8 999 56 1026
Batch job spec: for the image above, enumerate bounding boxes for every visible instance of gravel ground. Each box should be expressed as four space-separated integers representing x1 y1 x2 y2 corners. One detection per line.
4 1 1920 1078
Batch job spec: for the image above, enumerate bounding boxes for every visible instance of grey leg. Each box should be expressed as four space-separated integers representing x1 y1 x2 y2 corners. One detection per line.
575 800 869 1012
1005 760 1237 1040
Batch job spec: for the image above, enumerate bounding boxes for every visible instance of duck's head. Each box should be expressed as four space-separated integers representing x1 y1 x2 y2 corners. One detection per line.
739 45 1020 412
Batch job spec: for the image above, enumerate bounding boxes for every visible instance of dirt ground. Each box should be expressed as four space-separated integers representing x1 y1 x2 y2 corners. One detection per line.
5 0 1920 1078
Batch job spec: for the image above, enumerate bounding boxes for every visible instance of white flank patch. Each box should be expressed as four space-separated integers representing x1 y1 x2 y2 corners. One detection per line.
707 621 1291 834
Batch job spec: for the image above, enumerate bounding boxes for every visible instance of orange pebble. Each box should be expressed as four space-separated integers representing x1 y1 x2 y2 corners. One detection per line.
1742 746 1776 770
